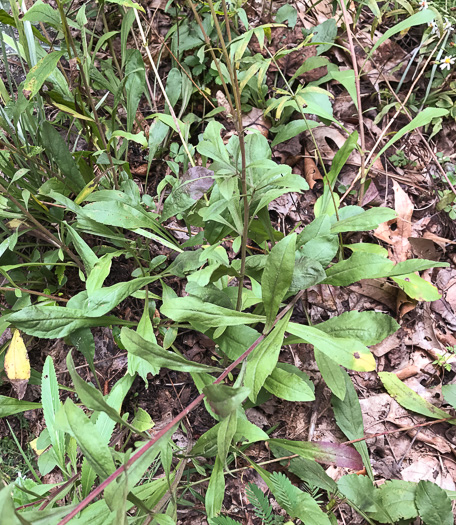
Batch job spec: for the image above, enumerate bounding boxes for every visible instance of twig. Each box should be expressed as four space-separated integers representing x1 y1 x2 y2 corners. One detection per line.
338 0 367 204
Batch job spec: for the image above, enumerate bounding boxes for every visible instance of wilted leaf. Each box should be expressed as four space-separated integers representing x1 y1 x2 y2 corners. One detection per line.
4 330 30 399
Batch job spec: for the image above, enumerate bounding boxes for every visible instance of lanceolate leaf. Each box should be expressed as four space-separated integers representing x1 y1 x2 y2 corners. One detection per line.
268 438 363 469
245 311 292 402
287 322 376 371
55 399 116 479
205 456 225 518
8 306 132 338
379 372 455 423
331 370 373 477
315 311 399 346
261 234 296 332
121 327 221 373
160 296 265 329
0 396 41 417
330 207 397 234
324 252 448 286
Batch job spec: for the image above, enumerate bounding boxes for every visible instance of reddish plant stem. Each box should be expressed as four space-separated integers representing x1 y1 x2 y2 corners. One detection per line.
57 292 305 524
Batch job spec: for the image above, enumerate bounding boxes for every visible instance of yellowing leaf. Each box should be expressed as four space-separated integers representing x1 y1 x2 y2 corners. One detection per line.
5 329 31 399
30 437 46 456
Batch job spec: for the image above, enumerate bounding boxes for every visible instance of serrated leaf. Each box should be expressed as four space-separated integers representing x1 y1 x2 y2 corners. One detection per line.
379 372 455 422
416 480 453 525
262 234 296 331
369 480 418 522
337 474 377 512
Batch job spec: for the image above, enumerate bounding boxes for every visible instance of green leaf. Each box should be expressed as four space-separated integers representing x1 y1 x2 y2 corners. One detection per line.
77 276 161 317
8 306 131 338
262 234 296 332
268 438 363 469
337 474 377 512
330 207 396 234
41 356 65 467
131 407 154 432
331 370 373 477
315 311 399 346
160 296 265 329
416 480 453 525
379 372 455 422
40 122 85 192
0 396 41 417
287 322 376 371
121 327 220 373
245 311 292 402
0 485 22 525
162 167 215 222
324 252 448 286
205 456 225 518
271 120 321 147
289 256 326 294
369 480 418 522
264 362 315 401
23 51 64 100
105 0 145 12
192 417 269 458
370 107 448 167
124 49 146 132
203 385 250 418
270 444 337 492
270 471 332 524
315 132 358 217
314 348 346 400
371 9 435 54
66 223 98 274
217 410 237 464
442 384 456 408
66 351 141 434
392 273 441 301
81 199 159 230
56 398 116 479
297 235 338 268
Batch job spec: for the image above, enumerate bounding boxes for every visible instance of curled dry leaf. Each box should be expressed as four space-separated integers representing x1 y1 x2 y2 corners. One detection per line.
5 329 31 400
374 180 413 264
304 149 323 189
242 107 271 138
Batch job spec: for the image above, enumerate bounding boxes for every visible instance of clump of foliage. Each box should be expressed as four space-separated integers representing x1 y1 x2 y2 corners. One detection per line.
0 0 455 524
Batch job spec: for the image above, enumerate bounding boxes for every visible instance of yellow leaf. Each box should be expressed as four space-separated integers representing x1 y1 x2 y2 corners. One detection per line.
29 438 46 456
5 330 31 399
